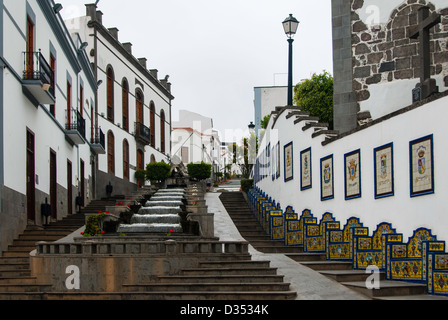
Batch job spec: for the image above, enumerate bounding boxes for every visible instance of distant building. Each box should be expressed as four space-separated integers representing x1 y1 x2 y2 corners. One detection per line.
253 86 287 133
172 110 223 177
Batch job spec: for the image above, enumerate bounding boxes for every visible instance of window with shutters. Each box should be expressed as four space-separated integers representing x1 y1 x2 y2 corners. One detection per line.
80 84 84 116
50 54 56 116
160 109 166 153
25 16 34 80
107 131 115 174
107 67 114 123
123 139 129 180
150 102 155 148
122 79 129 132
136 90 144 124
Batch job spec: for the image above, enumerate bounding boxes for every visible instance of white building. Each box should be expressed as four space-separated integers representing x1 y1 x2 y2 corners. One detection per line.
0 0 98 251
65 3 174 196
253 86 287 133
172 110 223 176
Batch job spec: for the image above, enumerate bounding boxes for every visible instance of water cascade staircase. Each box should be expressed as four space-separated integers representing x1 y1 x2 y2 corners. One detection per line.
0 186 297 300
218 191 447 300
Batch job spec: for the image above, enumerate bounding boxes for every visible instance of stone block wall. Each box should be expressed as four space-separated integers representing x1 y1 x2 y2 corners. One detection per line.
351 0 448 111
332 0 448 132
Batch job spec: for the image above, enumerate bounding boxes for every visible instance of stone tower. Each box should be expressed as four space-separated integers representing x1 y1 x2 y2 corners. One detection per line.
332 0 448 134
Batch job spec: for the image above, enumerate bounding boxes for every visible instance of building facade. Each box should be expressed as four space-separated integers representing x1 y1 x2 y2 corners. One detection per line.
0 0 99 252
253 86 287 133
66 4 174 197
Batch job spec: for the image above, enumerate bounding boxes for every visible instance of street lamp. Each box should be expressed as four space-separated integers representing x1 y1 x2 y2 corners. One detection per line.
248 122 256 133
282 14 299 106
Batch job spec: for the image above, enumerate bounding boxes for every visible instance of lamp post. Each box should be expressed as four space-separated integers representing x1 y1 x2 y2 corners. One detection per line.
282 14 299 107
248 122 256 134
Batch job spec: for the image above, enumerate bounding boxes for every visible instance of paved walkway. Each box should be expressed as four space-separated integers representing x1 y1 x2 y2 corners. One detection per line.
205 190 368 300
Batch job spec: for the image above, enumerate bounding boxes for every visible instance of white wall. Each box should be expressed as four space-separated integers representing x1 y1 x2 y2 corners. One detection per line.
254 86 287 132
256 95 448 242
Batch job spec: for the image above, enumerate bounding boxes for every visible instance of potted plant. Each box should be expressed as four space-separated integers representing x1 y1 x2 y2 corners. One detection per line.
146 162 171 188
134 169 146 186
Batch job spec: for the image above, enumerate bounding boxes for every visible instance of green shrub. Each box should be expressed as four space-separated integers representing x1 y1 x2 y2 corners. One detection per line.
83 213 106 237
146 162 171 182
240 179 254 193
187 162 212 180
134 169 146 181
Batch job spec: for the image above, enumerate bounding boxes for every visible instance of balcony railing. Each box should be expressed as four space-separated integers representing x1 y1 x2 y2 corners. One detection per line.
23 51 55 99
90 128 106 155
65 109 86 145
134 122 151 145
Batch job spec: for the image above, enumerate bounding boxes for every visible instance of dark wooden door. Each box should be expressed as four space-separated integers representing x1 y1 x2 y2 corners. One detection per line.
80 160 85 209
67 160 73 216
137 149 144 188
25 17 34 79
26 130 35 222
136 91 143 125
50 150 57 219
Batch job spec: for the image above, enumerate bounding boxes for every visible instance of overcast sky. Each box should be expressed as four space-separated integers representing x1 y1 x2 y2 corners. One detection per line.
58 0 333 143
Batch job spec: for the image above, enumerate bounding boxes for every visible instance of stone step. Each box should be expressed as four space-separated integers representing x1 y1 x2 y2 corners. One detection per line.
0 263 29 271
12 239 42 247
2 251 32 258
342 280 427 298
157 274 286 284
240 231 269 238
0 277 39 285
252 246 304 254
285 253 326 262
7 245 36 252
198 260 271 269
122 282 292 292
300 261 357 271
320 270 386 282
249 240 291 247
21 290 297 300
234 225 265 232
21 230 74 236
180 267 278 276
0 283 52 293
0 292 45 300
0 269 31 278
0 257 29 265
18 234 64 241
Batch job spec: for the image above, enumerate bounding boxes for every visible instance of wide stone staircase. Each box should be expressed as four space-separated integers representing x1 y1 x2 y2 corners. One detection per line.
0 195 134 299
0 186 297 300
0 212 86 297
117 252 296 300
218 191 448 300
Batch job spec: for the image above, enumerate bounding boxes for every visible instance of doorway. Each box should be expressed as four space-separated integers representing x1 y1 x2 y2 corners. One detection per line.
67 160 73 216
50 149 57 220
26 130 35 222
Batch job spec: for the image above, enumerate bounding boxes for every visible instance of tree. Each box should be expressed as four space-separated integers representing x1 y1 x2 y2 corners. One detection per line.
187 162 212 180
146 162 171 183
294 71 334 129
260 115 271 130
228 132 258 179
